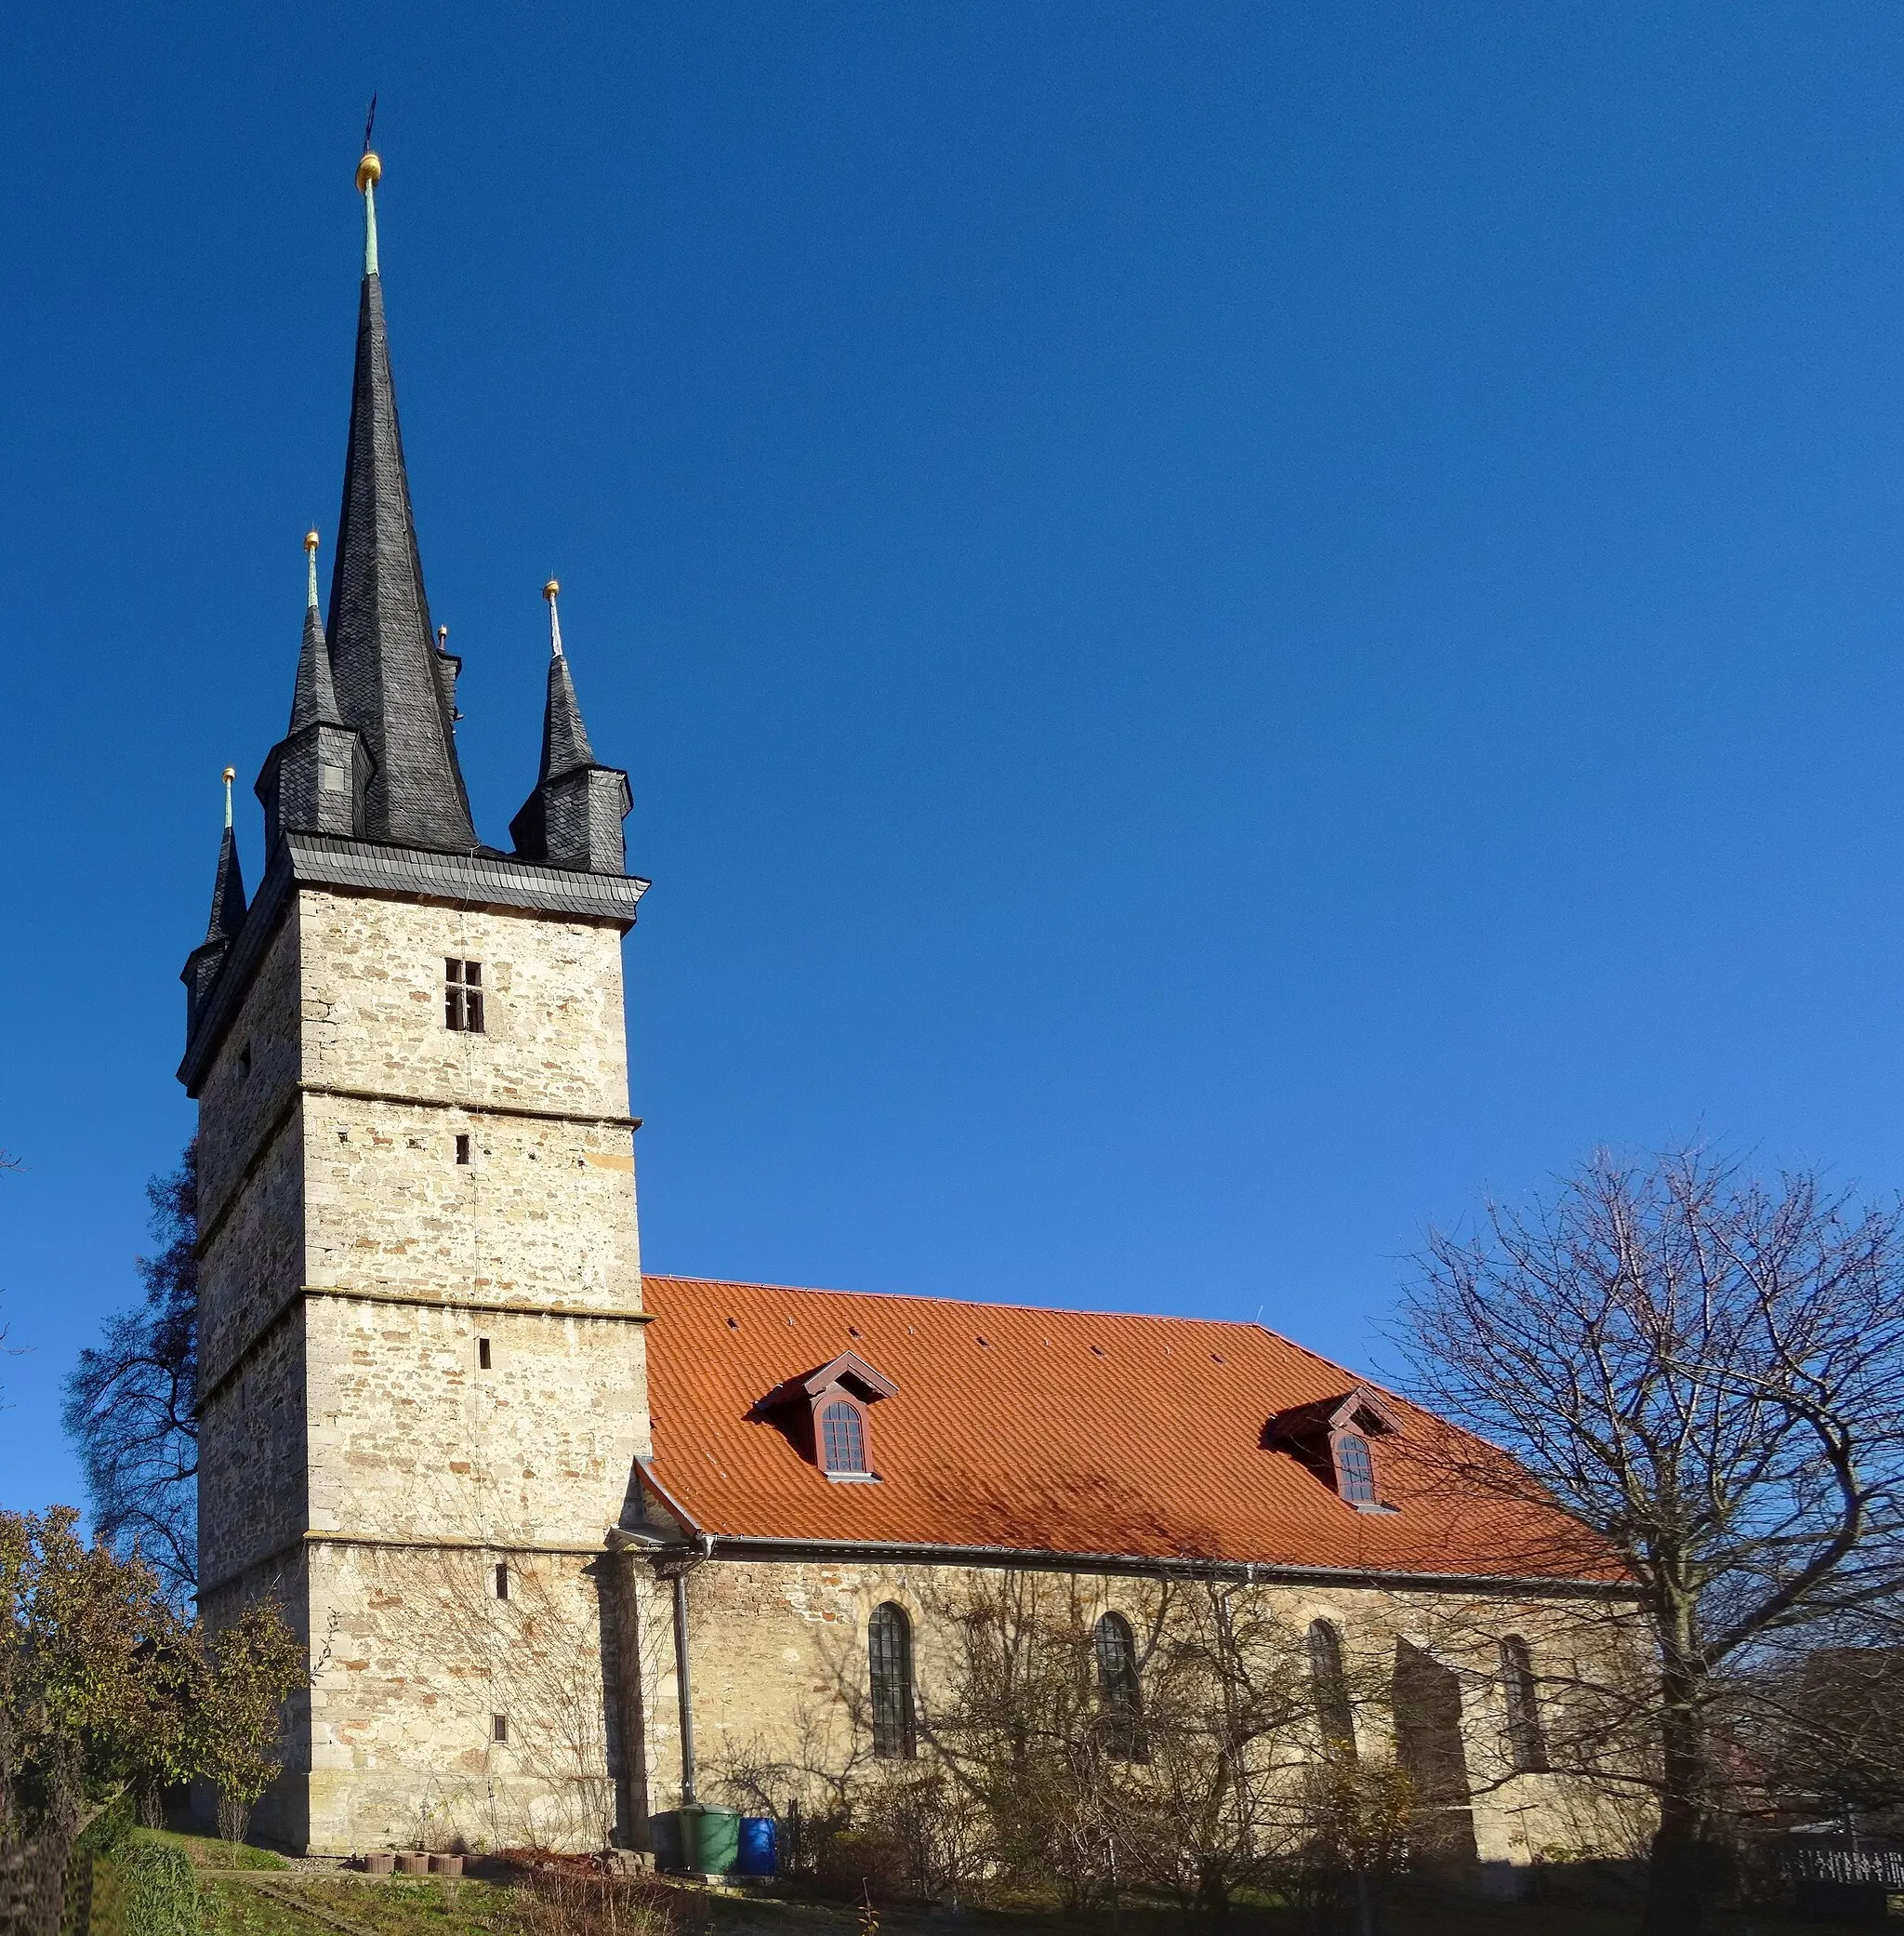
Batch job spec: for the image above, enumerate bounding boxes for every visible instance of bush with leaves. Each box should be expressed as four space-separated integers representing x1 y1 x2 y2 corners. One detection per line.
0 1508 301 1935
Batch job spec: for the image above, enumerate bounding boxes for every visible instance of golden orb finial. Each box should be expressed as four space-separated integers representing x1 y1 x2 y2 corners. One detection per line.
222 765 236 785
357 151 382 192
543 578 561 602
304 529 320 553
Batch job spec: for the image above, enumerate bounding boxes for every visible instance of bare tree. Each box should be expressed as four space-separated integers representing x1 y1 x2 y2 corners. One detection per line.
63 1143 199 1602
1393 1146 1904 1933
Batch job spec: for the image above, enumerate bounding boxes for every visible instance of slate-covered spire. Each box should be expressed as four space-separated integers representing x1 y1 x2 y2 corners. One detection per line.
289 529 343 731
509 580 631 874
207 767 248 940
183 770 249 1035
537 581 597 777
256 532 370 851
324 150 477 854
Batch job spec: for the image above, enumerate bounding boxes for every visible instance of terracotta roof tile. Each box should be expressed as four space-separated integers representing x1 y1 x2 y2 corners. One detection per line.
641 1276 1604 1585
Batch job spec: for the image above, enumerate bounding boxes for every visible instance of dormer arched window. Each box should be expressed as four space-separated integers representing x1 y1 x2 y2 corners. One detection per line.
1335 1431 1377 1505
754 1349 899 1482
1266 1386 1401 1511
821 1399 866 1475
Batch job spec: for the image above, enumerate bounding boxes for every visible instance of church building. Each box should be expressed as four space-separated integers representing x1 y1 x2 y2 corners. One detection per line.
179 154 1634 1876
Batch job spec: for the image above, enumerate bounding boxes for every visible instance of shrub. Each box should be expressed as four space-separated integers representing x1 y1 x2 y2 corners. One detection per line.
115 1836 204 1936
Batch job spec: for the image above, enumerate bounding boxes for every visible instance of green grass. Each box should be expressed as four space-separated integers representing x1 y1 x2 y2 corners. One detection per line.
281 1877 518 1936
177 1867 1884 1936
140 1829 291 1872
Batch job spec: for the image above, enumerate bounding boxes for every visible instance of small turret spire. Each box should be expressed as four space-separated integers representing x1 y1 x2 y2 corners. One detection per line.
182 769 250 1036
509 580 631 873
205 771 247 944
289 531 342 732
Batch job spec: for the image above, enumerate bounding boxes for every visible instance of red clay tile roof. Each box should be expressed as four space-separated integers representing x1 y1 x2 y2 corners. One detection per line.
640 1275 1606 1585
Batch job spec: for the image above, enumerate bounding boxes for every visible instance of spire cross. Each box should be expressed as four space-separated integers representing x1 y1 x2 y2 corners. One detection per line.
305 529 321 610
544 578 564 657
357 150 382 277
222 765 236 829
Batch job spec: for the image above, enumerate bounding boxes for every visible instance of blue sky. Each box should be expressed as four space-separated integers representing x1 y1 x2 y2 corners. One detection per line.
7 2 1904 1515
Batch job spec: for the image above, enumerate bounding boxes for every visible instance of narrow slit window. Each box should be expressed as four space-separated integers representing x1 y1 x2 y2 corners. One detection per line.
478 1337 492 1371
445 959 485 1032
1307 1620 1357 1757
456 1134 471 1165
492 1714 509 1743
1094 1612 1147 1761
494 1562 509 1600
1501 1636 1548 1772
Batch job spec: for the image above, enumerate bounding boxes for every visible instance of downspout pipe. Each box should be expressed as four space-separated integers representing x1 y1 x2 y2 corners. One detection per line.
672 1570 696 1803
672 1532 716 1805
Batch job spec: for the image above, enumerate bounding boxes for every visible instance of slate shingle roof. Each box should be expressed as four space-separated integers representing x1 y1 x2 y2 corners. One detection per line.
325 269 478 853
640 1273 1613 1587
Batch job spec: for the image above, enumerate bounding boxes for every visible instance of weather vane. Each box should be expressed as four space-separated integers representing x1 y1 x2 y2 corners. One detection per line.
362 95 377 157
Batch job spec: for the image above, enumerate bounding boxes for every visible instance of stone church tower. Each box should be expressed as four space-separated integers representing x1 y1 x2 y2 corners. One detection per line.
178 152 652 1853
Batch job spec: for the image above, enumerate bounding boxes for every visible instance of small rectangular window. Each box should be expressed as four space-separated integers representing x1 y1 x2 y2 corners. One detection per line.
444 960 485 1032
478 1337 492 1371
495 1562 509 1598
456 1134 471 1165
492 1714 509 1743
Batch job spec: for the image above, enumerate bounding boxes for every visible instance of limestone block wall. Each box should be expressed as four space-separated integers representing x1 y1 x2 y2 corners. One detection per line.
641 1556 1648 1873
298 894 631 1119
302 1096 640 1313
196 904 304 1215
305 1296 648 1548
301 1542 625 1854
193 882 650 1851
196 1317 309 1590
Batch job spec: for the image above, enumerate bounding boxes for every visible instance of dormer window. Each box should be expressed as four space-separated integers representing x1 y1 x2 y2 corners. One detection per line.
755 1349 898 1482
1335 1431 1378 1505
821 1399 867 1475
1267 1386 1401 1511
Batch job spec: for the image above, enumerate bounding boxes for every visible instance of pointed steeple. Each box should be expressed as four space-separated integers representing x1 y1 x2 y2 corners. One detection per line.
183 770 249 1035
324 150 477 853
509 580 631 873
207 767 247 941
289 530 343 731
537 579 597 777
257 532 370 851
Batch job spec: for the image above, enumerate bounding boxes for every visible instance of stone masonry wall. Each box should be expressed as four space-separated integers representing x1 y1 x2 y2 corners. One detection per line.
196 885 649 1851
632 1556 1648 1875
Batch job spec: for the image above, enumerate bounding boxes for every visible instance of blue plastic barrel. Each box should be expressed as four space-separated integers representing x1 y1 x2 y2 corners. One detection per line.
735 1815 777 1876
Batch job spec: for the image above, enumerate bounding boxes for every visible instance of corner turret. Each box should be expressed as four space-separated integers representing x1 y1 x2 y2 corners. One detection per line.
508 580 631 874
180 769 247 1033
256 533 370 849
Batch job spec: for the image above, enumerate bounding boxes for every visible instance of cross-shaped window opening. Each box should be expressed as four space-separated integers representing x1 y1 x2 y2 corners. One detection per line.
445 959 484 1032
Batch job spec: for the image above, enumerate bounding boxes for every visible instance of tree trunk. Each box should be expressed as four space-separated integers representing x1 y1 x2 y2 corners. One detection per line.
0 1828 74 1936
1639 1675 1728 1936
